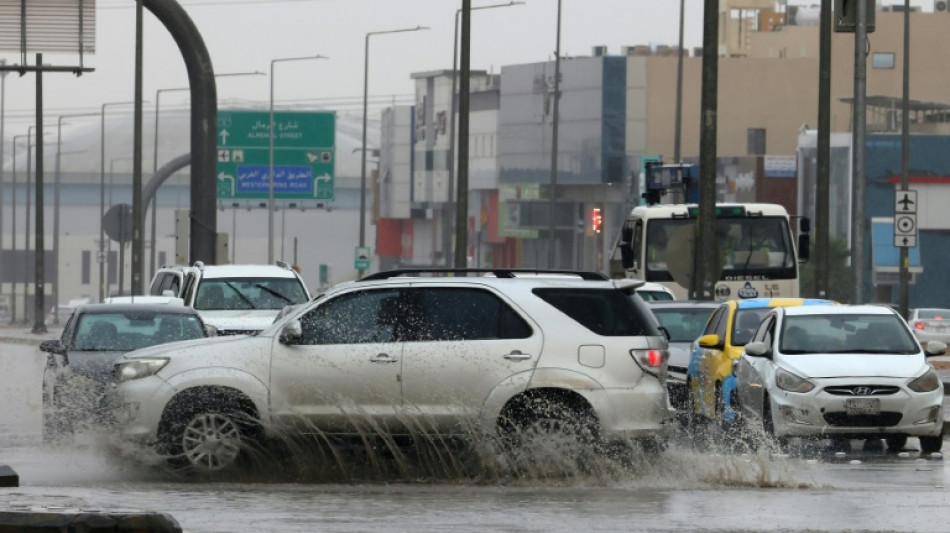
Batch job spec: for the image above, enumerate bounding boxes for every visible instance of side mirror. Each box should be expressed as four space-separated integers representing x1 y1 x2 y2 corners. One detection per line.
619 242 634 269
925 341 947 357
799 217 811 233
279 319 303 345
745 341 770 357
797 233 811 262
698 334 722 349
39 339 67 355
204 325 218 337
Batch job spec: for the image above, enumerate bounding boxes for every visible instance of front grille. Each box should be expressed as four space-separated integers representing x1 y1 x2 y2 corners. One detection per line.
823 385 899 396
823 412 903 427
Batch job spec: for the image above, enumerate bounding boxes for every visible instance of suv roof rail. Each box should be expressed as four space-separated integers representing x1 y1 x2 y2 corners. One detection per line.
358 268 609 282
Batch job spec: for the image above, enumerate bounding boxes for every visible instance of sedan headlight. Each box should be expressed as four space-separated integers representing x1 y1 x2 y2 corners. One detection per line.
115 357 169 383
908 367 941 393
775 367 815 394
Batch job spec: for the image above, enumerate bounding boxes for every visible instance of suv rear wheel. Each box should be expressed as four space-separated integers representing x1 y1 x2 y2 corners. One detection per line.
500 394 600 473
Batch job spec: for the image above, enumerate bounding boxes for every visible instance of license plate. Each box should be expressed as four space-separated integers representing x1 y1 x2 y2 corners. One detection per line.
845 398 880 415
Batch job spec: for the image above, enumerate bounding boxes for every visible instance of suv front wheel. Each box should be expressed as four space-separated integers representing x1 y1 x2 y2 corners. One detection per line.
160 389 260 473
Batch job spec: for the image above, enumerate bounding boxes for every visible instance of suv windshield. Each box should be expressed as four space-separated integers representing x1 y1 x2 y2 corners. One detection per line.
534 288 661 337
195 277 309 311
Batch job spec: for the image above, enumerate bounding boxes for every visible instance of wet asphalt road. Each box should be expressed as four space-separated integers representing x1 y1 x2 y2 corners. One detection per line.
3 338 950 533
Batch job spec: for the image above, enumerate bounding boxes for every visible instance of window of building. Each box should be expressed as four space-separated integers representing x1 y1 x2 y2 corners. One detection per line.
872 52 895 69
747 128 766 156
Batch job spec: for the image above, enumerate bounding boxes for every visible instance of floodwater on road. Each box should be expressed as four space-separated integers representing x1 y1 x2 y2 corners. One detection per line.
3 340 949 533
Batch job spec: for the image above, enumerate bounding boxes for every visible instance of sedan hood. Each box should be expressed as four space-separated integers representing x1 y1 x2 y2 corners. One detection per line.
197 309 280 333
779 353 928 379
68 350 127 383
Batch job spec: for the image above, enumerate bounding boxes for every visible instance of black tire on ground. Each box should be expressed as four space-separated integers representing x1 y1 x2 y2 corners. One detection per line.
920 434 944 454
161 394 259 473
761 393 788 451
503 396 602 472
885 435 908 452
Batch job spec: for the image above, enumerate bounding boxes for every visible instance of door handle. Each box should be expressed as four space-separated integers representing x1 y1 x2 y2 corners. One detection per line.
370 353 399 363
503 350 532 361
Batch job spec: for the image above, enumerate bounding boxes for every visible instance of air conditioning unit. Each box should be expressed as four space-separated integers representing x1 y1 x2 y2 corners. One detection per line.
937 0 949 12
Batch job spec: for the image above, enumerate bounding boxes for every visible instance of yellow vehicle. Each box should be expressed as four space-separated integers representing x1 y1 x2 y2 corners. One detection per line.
687 297 835 425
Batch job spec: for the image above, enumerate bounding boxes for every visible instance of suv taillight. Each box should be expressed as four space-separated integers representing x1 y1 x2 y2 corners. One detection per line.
631 349 669 379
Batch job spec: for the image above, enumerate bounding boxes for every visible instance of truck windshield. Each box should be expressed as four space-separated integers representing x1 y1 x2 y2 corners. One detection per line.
645 216 795 284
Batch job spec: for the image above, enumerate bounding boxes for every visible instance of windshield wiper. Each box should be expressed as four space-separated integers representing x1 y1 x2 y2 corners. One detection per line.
254 283 293 304
223 281 257 309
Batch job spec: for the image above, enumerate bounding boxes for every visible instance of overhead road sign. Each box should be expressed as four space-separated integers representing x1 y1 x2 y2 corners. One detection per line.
216 110 335 201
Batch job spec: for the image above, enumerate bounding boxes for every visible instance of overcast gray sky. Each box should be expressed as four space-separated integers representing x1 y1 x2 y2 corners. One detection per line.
0 0 935 136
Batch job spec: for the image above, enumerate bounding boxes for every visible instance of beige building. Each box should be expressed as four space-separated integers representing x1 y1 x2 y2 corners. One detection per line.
639 8 950 161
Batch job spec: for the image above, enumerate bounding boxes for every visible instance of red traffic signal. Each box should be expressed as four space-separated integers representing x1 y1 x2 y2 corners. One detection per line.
591 207 603 234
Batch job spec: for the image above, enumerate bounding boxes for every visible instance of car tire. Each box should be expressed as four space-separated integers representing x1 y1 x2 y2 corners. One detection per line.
920 430 944 455
502 396 600 473
161 394 259 474
884 435 908 452
761 393 788 452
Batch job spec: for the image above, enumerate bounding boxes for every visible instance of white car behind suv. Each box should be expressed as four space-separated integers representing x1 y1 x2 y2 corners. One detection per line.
112 268 674 473
148 261 311 335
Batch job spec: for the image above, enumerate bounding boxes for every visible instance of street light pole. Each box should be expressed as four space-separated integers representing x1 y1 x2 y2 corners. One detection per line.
446 2 523 265
10 135 25 323
360 26 427 276
55 113 97 324
546 0 563 268
0 59 7 315
268 56 326 264
100 101 135 302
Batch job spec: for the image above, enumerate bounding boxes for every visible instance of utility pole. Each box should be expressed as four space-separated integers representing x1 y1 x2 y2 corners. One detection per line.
898 0 911 318
815 0 832 299
694 0 719 300
850 0 869 304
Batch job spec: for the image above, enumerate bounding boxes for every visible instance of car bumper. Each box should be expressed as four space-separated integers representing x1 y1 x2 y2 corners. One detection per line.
769 378 944 439
598 378 674 444
107 376 175 443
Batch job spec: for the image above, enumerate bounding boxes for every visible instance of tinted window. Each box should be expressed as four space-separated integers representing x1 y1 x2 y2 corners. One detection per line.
703 306 725 336
409 288 532 341
637 290 674 302
651 306 716 342
732 308 769 346
918 309 950 320
300 289 401 345
533 288 660 337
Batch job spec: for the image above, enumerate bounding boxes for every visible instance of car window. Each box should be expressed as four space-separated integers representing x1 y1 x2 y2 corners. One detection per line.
408 287 532 341
73 311 205 351
148 274 165 296
917 309 950 320
732 308 768 347
299 288 402 345
713 307 728 339
195 277 309 310
533 288 660 337
637 290 674 302
753 315 775 347
702 306 723 337
651 307 715 342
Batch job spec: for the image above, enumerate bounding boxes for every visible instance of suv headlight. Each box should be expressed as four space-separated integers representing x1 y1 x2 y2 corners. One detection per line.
908 367 941 393
115 357 169 383
775 367 814 393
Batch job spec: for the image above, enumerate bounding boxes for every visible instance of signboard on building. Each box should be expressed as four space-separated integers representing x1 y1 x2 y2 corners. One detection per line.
764 155 797 178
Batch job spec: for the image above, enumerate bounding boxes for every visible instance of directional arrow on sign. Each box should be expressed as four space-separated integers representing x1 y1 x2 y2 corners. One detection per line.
219 128 230 146
217 172 235 196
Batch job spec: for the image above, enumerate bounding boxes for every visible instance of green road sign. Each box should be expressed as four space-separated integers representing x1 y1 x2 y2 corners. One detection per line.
216 110 336 200
355 246 371 271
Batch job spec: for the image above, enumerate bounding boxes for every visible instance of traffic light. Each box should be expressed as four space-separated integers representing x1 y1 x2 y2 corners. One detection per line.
591 207 603 235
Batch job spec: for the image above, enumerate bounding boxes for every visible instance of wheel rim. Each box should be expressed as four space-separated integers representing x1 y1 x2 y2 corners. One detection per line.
181 413 243 471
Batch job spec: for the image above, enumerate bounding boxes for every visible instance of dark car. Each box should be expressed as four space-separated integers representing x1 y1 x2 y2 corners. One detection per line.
647 300 719 416
39 302 209 439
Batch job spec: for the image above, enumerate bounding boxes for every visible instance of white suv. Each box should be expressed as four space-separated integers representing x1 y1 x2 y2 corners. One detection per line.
113 269 673 473
148 261 311 335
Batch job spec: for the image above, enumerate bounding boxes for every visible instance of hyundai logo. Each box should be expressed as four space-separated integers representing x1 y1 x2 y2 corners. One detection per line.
853 386 872 396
